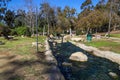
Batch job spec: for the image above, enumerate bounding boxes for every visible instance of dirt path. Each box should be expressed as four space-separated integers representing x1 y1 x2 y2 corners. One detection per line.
0 42 65 80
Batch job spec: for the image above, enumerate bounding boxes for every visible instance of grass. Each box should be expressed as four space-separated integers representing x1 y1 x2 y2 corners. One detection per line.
110 34 120 38
0 36 54 80
0 36 46 55
84 39 120 53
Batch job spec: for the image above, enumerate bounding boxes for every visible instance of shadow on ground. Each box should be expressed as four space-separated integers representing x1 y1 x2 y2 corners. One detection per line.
0 51 56 80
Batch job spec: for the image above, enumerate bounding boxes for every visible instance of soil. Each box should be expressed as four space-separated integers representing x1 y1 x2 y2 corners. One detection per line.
0 51 55 80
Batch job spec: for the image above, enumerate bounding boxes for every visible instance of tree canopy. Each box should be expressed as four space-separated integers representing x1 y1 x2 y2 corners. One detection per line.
0 0 120 37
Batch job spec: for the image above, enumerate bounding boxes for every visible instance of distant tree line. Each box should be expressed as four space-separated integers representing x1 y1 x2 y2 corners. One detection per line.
0 0 120 39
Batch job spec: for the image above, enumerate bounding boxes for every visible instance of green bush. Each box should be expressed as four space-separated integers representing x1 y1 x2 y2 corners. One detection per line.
14 26 31 36
0 23 11 39
0 23 11 35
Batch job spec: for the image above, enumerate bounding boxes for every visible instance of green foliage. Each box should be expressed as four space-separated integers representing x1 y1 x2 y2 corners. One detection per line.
0 0 11 21
1 0 120 36
14 9 26 27
77 10 108 29
0 23 11 37
81 0 93 10
4 10 15 27
110 34 120 38
0 22 4 26
14 26 31 36
0 23 4 34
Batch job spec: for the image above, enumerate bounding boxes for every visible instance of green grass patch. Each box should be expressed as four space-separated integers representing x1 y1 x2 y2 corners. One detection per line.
84 40 120 53
0 36 46 55
110 34 120 38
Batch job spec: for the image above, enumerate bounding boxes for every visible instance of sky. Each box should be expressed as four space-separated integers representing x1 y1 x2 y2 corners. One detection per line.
7 0 99 13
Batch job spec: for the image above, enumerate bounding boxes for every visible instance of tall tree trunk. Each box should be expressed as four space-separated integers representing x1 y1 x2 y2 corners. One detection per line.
108 0 113 37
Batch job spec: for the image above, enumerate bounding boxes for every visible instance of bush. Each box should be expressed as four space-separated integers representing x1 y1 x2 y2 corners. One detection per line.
0 23 11 39
14 26 31 37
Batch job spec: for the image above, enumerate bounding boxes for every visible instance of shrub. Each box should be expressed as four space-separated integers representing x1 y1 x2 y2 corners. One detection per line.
0 23 11 39
15 26 31 37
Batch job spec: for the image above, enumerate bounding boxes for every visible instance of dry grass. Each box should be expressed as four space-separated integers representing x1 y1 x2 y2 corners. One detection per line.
0 36 54 80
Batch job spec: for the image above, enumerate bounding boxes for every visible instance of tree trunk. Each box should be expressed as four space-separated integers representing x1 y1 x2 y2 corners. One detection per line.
113 24 117 31
96 27 98 34
87 27 90 34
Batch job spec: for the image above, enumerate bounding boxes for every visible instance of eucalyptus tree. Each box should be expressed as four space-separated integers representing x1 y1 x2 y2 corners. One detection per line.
95 0 107 10
64 6 76 30
110 0 120 30
24 0 36 35
55 6 76 34
55 7 63 33
48 7 56 33
40 2 51 35
78 0 93 33
14 9 26 27
81 0 93 10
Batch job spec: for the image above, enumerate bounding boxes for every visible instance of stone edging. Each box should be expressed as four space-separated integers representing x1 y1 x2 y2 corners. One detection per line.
45 40 65 80
70 41 120 65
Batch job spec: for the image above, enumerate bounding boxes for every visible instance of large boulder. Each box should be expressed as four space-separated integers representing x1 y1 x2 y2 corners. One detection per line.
69 52 88 62
108 72 118 79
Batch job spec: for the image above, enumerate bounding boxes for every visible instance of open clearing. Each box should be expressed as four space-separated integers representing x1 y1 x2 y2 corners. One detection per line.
0 37 55 80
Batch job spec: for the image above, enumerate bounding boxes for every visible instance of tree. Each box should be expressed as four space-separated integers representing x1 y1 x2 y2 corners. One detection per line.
81 0 93 10
40 2 51 35
0 23 11 39
77 10 110 34
14 9 26 27
24 0 36 35
0 0 11 21
4 10 15 28
14 26 31 36
55 6 76 34
95 0 106 10
78 0 94 34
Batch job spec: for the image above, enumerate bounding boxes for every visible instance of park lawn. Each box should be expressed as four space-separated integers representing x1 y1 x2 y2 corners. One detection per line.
110 34 120 38
84 39 120 54
0 36 46 55
0 36 56 80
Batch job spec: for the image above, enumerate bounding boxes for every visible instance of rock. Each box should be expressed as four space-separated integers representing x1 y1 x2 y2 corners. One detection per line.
53 41 57 46
108 72 118 78
71 37 84 42
32 42 42 47
62 62 72 66
75 42 120 65
63 35 71 41
45 56 54 61
21 35 24 38
69 52 88 62
45 50 52 56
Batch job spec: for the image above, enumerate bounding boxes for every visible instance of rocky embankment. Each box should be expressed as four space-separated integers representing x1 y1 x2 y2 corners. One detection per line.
70 41 120 65
45 40 65 80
